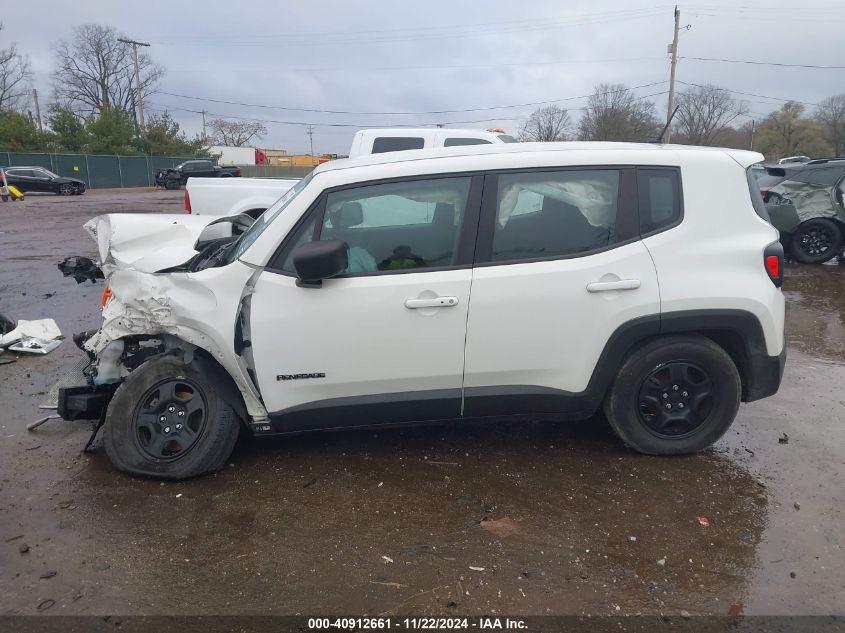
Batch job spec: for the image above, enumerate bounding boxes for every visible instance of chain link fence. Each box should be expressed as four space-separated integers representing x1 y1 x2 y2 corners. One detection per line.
0 152 201 189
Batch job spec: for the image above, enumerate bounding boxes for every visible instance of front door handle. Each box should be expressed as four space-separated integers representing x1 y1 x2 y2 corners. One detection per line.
586 279 641 293
405 296 459 309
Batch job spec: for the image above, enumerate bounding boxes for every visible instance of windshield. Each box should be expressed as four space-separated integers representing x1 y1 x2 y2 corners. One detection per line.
224 173 313 264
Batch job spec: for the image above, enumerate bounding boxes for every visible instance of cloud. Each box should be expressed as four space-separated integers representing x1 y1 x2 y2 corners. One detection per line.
8 0 843 153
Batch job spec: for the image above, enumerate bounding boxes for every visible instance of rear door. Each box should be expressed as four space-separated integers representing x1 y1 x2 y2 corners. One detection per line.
247 174 483 430
462 167 661 416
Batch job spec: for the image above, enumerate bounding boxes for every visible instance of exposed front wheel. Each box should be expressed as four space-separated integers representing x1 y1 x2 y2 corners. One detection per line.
790 218 843 264
103 356 240 479
603 335 741 455
164 179 181 190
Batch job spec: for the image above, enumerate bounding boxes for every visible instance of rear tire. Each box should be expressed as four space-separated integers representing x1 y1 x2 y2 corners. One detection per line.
603 335 741 455
103 356 240 479
790 218 843 264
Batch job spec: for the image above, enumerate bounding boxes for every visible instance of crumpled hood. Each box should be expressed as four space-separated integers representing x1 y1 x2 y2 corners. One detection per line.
84 213 238 275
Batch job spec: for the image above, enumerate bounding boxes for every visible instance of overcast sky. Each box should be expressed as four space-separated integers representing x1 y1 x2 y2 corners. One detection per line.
5 1 843 154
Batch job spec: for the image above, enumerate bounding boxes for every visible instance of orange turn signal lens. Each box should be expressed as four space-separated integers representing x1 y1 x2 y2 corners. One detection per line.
101 285 112 307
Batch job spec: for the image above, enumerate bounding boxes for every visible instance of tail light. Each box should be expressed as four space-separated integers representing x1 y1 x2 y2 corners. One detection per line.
101 285 112 306
764 242 784 288
184 190 191 213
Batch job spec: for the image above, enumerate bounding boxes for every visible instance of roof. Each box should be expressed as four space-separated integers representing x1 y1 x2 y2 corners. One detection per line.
314 141 763 174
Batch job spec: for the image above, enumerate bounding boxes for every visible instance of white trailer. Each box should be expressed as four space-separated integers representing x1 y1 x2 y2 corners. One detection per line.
209 146 257 166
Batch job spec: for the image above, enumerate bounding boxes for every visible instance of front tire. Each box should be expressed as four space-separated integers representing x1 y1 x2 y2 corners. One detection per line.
58 183 73 196
164 179 180 190
603 335 741 455
103 356 240 479
790 218 843 264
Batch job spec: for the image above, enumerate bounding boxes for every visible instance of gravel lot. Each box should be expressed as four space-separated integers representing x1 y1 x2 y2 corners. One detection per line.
0 189 844 618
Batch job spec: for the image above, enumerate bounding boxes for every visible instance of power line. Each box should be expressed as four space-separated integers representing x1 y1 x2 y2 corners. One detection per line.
676 81 821 108
153 81 667 117
680 56 845 70
147 89 670 130
166 57 663 75
154 7 670 47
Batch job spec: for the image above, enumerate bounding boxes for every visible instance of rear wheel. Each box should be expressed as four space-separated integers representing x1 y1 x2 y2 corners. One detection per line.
603 335 741 455
103 356 240 479
790 218 843 264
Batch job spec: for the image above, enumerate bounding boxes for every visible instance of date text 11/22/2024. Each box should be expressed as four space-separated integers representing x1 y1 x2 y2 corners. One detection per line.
307 617 528 630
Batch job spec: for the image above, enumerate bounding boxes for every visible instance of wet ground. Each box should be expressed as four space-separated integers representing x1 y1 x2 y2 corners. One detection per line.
0 190 843 618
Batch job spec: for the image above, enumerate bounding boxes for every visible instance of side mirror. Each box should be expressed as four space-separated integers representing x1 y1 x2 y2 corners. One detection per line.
293 240 347 288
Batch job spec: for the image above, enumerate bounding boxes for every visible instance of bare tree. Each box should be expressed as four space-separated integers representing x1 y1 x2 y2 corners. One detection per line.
518 105 572 142
0 23 32 111
208 118 267 146
815 94 845 156
52 24 163 117
673 84 748 146
578 84 660 142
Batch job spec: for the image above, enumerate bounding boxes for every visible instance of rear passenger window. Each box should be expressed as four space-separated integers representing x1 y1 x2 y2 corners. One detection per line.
638 169 681 234
443 138 492 147
371 137 425 153
492 170 620 261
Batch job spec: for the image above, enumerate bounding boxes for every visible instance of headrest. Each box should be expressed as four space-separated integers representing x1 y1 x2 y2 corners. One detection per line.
334 202 363 228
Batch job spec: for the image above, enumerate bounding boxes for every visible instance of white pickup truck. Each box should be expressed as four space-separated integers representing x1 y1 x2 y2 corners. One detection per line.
185 128 515 217
185 177 299 218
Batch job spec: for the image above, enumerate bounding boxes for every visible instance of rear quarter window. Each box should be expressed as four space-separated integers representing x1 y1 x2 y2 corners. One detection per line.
637 168 681 234
371 137 425 153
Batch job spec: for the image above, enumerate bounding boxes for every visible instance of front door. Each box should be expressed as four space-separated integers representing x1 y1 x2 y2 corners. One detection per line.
463 167 664 416
248 174 482 431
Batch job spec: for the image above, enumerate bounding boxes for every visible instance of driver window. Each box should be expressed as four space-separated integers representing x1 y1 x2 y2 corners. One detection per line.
314 177 472 274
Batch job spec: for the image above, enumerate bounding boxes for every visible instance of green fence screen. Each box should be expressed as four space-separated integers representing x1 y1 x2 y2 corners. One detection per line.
0 152 201 189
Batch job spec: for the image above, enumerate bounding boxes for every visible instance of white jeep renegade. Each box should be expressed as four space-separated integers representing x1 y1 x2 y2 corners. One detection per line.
60 142 786 479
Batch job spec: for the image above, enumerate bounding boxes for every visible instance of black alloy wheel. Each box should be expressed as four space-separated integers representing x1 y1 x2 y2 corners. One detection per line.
58 183 74 196
791 218 843 264
133 378 208 461
637 361 714 438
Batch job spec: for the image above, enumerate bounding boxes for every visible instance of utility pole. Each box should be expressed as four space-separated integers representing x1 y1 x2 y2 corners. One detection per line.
201 110 208 142
306 125 315 156
32 89 43 132
750 120 756 150
665 6 680 143
117 37 150 129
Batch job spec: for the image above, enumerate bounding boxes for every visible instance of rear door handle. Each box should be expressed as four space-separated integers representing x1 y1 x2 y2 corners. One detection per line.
586 279 641 293
405 296 459 309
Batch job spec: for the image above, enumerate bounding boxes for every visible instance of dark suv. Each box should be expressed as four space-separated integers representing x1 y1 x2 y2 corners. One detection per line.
3 166 87 196
758 159 845 263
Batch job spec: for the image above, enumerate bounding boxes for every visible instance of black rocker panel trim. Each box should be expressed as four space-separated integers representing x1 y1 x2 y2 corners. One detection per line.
269 388 462 433
264 309 781 434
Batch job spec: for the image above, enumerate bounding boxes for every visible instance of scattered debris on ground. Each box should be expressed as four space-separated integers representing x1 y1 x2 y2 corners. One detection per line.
0 318 63 355
57 256 103 284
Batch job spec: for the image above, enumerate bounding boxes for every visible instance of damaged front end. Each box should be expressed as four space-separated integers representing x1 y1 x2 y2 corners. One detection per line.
56 212 270 433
